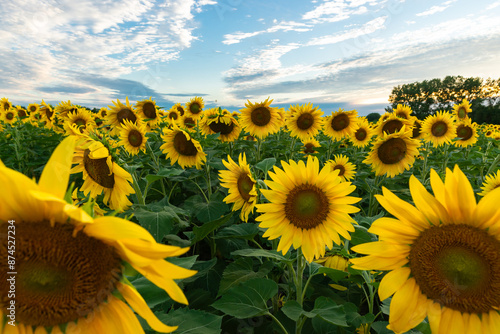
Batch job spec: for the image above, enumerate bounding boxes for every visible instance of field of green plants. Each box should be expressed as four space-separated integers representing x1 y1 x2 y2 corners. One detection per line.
1 97 500 334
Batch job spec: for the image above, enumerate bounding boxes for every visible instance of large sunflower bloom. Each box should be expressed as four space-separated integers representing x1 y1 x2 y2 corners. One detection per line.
160 126 206 169
286 103 323 141
350 118 375 147
454 118 478 148
71 138 135 211
135 97 162 129
63 108 96 135
0 108 17 125
185 96 205 120
323 108 358 141
256 156 360 263
363 129 420 178
238 98 283 139
393 104 413 120
301 137 321 155
351 166 500 334
106 97 140 134
118 119 148 155
0 137 196 333
325 154 356 182
219 153 258 222
200 108 241 142
421 111 457 147
26 103 40 115
377 113 412 136
452 99 472 120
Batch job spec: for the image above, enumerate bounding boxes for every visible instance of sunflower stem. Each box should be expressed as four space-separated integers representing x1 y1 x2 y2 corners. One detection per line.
485 149 500 178
367 175 381 216
256 137 262 162
440 144 450 174
131 172 145 205
190 179 209 203
420 141 431 184
295 248 306 334
266 311 289 334
287 137 297 161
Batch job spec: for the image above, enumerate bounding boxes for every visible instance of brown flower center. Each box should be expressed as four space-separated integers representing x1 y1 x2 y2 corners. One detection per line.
0 221 122 327
303 143 316 154
128 129 143 147
189 103 201 115
377 138 407 164
412 121 422 139
209 120 235 135
381 119 404 134
457 107 467 119
333 164 345 176
331 114 350 131
297 113 314 130
237 173 255 202
251 107 271 126
456 125 473 141
285 184 329 230
142 102 157 119
173 131 198 156
116 108 137 125
177 106 185 116
355 128 367 141
83 149 115 188
410 224 500 313
431 121 448 137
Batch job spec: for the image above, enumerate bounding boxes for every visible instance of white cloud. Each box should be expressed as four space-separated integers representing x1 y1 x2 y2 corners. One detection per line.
302 0 378 23
307 16 387 46
222 21 312 45
486 0 500 9
416 0 457 17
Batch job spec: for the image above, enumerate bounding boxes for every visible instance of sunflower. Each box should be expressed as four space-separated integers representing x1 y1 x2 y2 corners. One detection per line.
106 97 140 134
171 103 186 117
421 111 457 147
452 98 472 120
323 108 358 141
29 109 44 127
167 109 180 122
454 118 478 148
63 108 96 135
325 154 356 182
200 108 241 142
0 98 12 112
39 100 55 124
351 166 500 334
0 108 17 125
219 153 258 222
363 129 420 178
0 136 196 333
411 118 425 140
185 96 205 120
160 126 206 169
238 98 283 139
377 113 412 136
479 170 500 197
14 105 28 119
286 103 323 141
118 119 148 155
350 118 375 147
136 97 162 129
393 104 413 120
71 137 135 212
301 138 321 155
27 103 40 115
179 114 197 130
256 155 360 263
54 100 77 119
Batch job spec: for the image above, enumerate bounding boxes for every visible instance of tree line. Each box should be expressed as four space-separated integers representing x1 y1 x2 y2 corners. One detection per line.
386 75 500 124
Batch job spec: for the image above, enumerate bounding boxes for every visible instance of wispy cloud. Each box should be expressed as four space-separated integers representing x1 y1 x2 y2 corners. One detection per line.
301 0 380 23
222 21 312 45
416 0 456 17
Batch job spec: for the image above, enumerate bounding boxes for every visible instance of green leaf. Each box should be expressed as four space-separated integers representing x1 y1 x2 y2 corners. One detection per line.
217 258 273 296
211 277 278 318
192 212 233 243
213 223 260 240
231 249 293 263
134 210 175 242
167 255 198 271
190 194 229 223
310 297 348 327
282 300 312 321
131 276 170 308
255 157 277 174
316 267 349 282
350 225 377 245
155 308 222 334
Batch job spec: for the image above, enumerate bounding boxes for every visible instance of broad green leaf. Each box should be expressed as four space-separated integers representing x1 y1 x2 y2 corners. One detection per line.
189 194 229 223
350 225 377 245
281 300 316 321
192 213 233 243
231 249 293 263
134 208 178 242
218 258 273 296
155 308 222 334
255 157 277 174
211 278 278 318
213 223 260 240
310 297 348 327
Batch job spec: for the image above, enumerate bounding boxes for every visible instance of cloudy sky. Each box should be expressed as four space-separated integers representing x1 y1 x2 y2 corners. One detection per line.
1 0 500 115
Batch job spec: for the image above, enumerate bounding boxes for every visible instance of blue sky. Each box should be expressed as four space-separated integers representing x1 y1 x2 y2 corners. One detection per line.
1 0 500 116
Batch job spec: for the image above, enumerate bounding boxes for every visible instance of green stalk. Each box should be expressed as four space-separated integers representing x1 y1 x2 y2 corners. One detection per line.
131 172 145 205
266 312 289 334
295 248 306 334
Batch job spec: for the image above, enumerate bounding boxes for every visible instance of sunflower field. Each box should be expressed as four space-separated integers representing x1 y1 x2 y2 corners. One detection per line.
1 96 500 334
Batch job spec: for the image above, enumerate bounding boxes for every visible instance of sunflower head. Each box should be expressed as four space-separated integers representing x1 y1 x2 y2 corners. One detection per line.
325 154 356 182
363 129 420 178
63 108 96 135
1 107 18 125
135 97 161 129
392 104 412 119
0 97 12 112
256 155 360 262
186 96 205 119
350 118 375 147
454 118 478 148
238 98 283 138
286 103 323 141
323 108 359 141
421 110 457 147
351 165 500 334
452 98 472 120
118 119 148 155
301 138 321 155
54 100 77 119
160 125 206 169
106 97 141 134
377 113 412 136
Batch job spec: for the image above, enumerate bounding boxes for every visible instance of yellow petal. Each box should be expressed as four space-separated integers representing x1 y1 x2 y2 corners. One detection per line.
376 188 429 230
352 241 410 257
388 278 427 334
409 175 450 226
84 217 155 243
135 264 189 304
430 169 446 207
350 255 408 271
427 301 443 334
119 282 179 333
39 136 76 199
378 267 411 301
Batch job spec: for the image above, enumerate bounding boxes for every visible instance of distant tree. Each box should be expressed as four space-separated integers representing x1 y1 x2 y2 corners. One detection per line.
388 76 500 122
366 112 381 123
